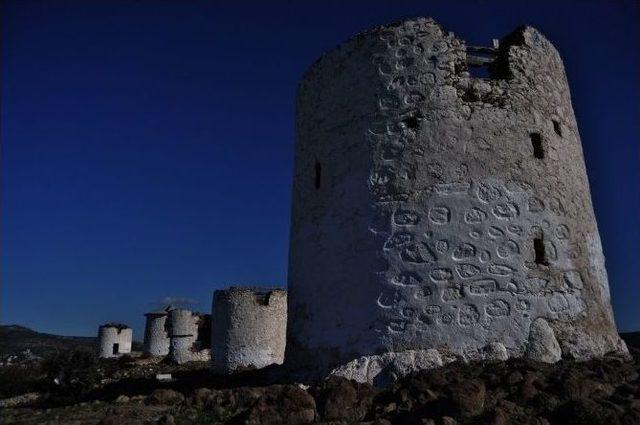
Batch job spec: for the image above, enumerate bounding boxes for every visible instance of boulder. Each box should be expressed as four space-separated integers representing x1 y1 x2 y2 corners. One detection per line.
526 319 562 363
484 342 509 362
145 389 185 406
330 349 443 386
312 376 378 421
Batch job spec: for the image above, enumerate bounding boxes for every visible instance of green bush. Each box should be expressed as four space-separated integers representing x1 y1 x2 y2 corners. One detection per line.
0 364 45 398
42 349 100 403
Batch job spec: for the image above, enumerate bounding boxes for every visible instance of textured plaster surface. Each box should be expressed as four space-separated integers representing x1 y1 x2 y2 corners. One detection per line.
169 337 210 364
143 313 170 357
169 309 199 338
287 17 627 375
211 287 287 373
168 309 209 364
97 326 132 358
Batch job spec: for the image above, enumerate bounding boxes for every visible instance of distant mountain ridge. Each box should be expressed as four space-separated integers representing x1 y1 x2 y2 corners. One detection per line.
0 325 97 358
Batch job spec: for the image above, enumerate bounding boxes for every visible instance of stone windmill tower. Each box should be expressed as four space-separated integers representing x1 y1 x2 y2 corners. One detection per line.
286 17 627 379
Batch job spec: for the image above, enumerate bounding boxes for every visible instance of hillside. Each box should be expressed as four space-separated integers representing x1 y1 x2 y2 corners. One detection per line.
0 325 96 359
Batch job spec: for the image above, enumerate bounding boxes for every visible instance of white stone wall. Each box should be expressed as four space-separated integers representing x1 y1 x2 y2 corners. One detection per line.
170 335 196 364
97 326 132 358
211 288 287 373
286 17 627 375
169 309 198 337
167 309 209 364
143 313 170 357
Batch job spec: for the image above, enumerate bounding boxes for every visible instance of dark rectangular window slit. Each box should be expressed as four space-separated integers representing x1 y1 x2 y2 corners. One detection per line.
314 162 321 189
534 237 547 265
553 120 562 137
531 133 544 159
112 343 119 355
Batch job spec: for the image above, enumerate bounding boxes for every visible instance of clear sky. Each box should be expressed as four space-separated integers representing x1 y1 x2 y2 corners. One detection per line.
2 0 638 338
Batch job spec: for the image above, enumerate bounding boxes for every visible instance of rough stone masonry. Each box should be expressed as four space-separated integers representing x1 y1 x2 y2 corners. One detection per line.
97 323 132 359
286 17 628 382
168 309 211 364
143 306 174 357
211 287 287 373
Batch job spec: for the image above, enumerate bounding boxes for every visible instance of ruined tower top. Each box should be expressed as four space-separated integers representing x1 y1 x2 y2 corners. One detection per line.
287 17 627 381
143 306 174 357
211 287 287 373
97 323 132 358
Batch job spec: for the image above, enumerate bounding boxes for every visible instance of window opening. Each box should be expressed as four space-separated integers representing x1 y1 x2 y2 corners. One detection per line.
553 120 562 137
531 133 544 159
314 162 321 189
534 237 547 265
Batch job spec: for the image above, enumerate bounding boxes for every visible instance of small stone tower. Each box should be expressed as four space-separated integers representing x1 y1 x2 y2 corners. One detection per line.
287 18 627 378
97 323 132 358
211 287 287 373
143 306 173 357
168 309 211 364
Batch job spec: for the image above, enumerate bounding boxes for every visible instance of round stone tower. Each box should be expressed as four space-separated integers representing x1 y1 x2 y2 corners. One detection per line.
211 287 287 373
168 309 199 364
287 18 627 377
97 323 132 358
143 306 173 357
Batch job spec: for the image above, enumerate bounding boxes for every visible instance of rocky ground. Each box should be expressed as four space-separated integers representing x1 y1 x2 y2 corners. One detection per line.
0 333 639 424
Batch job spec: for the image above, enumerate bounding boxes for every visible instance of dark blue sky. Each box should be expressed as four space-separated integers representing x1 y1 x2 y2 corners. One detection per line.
2 1 638 338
